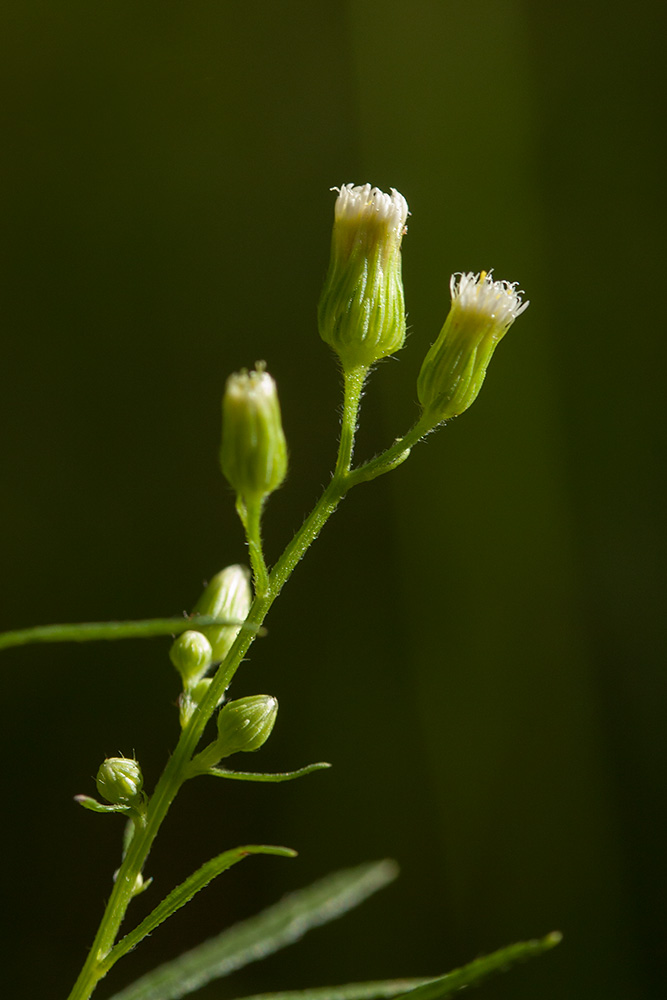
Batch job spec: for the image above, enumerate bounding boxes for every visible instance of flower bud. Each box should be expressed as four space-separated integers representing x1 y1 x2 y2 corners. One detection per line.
193 564 252 663
318 183 408 371
417 271 529 425
96 757 143 806
169 630 213 686
220 364 288 503
215 694 278 758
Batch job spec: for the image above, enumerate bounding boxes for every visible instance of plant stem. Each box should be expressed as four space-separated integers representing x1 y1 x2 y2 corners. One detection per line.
347 413 434 487
67 377 430 1000
334 366 367 477
243 498 270 597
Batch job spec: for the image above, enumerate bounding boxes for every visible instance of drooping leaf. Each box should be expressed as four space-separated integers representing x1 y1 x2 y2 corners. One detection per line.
221 982 431 1000
206 762 331 782
106 860 399 1000
391 932 562 1000
190 933 562 1000
0 615 260 652
102 845 296 974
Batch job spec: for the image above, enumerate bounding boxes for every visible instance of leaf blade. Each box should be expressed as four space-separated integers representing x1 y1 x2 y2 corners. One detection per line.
390 932 562 1000
0 615 259 651
103 845 296 973
105 860 399 1000
207 762 331 782
172 933 561 1000
217 982 432 1000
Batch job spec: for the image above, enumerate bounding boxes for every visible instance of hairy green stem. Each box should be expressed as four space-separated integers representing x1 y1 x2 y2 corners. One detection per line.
348 414 434 487
243 498 270 597
334 366 367 477
67 379 432 1000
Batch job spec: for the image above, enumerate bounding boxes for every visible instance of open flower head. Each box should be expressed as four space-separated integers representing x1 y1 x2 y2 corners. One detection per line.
318 183 408 371
417 270 528 424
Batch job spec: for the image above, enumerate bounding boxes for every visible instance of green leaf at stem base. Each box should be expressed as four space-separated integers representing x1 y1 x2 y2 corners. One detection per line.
101 845 296 975
106 860 399 1000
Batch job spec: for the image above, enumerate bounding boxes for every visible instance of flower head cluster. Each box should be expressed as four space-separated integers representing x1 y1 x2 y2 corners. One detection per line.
418 270 529 425
318 183 409 371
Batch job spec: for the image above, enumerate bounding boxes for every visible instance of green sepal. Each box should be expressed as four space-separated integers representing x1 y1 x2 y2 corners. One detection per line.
74 794 131 816
101 845 297 975
206 762 331 783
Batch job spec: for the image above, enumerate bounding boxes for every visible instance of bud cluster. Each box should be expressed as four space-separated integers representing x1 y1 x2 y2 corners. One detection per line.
171 564 253 727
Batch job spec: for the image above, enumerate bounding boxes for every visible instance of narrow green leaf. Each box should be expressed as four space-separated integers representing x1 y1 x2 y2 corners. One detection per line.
393 932 562 1000
0 615 260 652
73 794 129 815
207 762 331 782
106 860 399 1000
103 845 296 973
195 933 562 1000
222 982 431 1000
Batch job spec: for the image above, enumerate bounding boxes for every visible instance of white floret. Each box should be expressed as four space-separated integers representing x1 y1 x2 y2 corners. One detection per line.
333 183 408 235
451 271 529 326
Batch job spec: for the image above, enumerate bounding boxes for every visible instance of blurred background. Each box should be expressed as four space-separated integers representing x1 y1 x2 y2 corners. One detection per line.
2 2 665 998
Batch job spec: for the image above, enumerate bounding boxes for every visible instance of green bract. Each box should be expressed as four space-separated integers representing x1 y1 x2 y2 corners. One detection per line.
417 271 529 425
220 365 288 504
318 183 408 372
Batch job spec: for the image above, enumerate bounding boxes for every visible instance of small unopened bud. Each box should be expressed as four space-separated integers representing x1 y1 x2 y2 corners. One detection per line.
215 694 278 758
96 757 143 806
417 271 529 425
220 364 288 504
193 564 252 663
169 630 213 685
318 183 408 371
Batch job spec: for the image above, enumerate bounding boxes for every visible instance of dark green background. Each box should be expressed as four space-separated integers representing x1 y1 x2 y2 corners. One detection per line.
2 3 665 998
